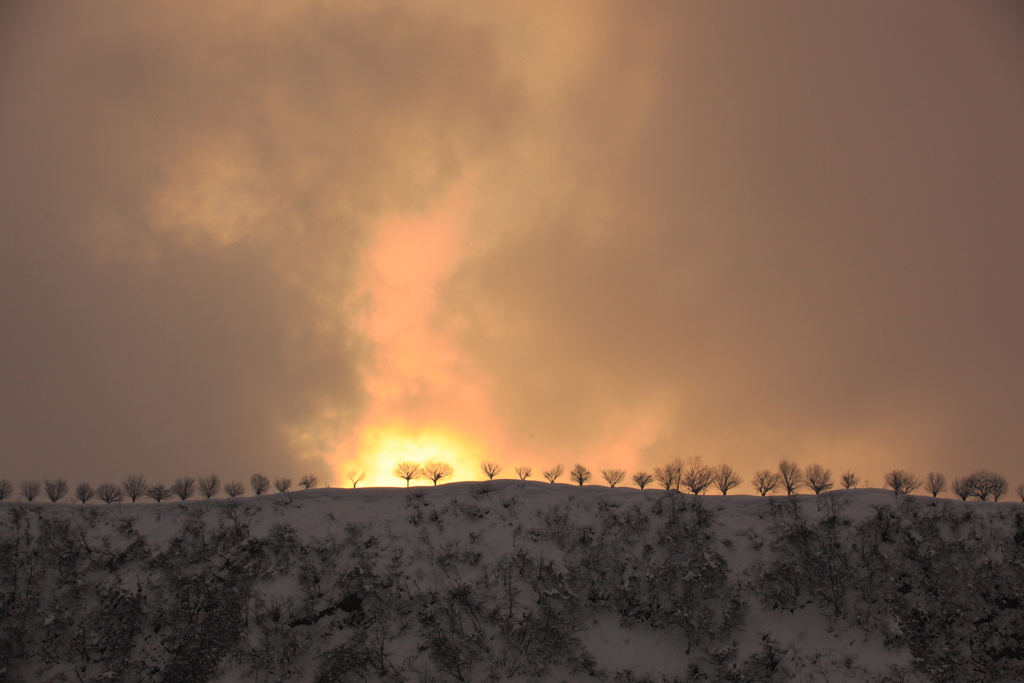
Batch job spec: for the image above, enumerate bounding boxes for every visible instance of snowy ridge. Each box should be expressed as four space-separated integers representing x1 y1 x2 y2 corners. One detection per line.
1 482 1023 682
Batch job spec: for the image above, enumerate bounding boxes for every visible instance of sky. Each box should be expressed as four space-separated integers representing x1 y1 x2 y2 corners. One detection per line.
1 1 1022 493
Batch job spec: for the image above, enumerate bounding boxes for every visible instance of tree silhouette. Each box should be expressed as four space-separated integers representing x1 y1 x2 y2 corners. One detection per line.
171 477 196 500
224 481 245 497
712 464 742 495
75 482 94 504
601 469 626 487
805 464 833 494
972 470 1008 501
346 468 365 488
44 478 69 502
250 473 271 495
122 474 147 502
752 470 779 496
274 477 292 493
0 479 12 501
884 470 921 497
481 462 502 480
681 458 713 495
924 472 947 498
840 471 858 489
299 474 319 489
542 464 564 483
96 482 123 504
570 464 591 486
392 462 421 487
777 460 803 495
1016 483 1024 503
952 474 975 500
632 471 653 489
198 474 221 499
20 480 41 501
422 461 454 486
653 459 682 491
146 483 171 502
514 466 532 481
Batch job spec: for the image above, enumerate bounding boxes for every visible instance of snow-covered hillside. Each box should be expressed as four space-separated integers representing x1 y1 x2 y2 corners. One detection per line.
2 482 1023 683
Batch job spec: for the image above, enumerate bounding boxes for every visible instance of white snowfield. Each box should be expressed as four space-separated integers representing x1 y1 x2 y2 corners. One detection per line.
1 482 1022 683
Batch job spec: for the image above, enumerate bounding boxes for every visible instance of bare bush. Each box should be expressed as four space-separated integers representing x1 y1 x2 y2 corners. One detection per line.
752 470 779 496
777 460 803 495
654 459 683 490
75 482 94 504
952 474 974 500
481 462 502 480
712 464 742 495
346 469 365 488
250 473 271 495
570 463 592 486
20 480 41 501
1016 483 1024 502
632 471 653 489
805 464 833 494
171 476 196 500
392 462 421 487
44 478 69 502
515 466 532 481
274 477 292 493
601 468 626 487
884 470 922 497
840 470 858 489
299 474 319 489
924 472 947 498
542 464 564 483
198 474 221 499
97 482 123 504
0 479 12 500
681 457 714 495
122 474 147 502
224 481 245 497
422 462 454 486
146 483 171 502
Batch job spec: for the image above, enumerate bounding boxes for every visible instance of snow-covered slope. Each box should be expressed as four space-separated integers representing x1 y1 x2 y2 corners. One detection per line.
2 482 1023 683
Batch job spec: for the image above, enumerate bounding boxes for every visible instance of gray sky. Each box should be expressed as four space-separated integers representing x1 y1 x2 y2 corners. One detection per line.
1 1 1021 491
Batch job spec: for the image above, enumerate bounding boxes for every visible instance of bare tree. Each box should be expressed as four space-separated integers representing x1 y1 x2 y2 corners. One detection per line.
75 482 94 504
712 464 742 495
752 470 779 496
122 474 147 502
884 470 922 497
198 474 221 499
777 460 803 495
171 476 196 501
601 469 626 487
20 480 41 501
346 468 365 488
654 459 684 491
681 458 714 495
924 472 947 498
224 481 245 497
392 462 421 487
515 466 532 481
1016 483 1024 503
570 464 592 486
44 478 69 502
542 464 564 483
951 474 975 500
274 477 292 493
840 471 859 489
299 474 319 489
481 462 502 480
0 479 12 501
804 464 833 494
250 473 271 495
632 471 653 490
422 461 454 486
146 483 171 502
973 470 1008 501
96 483 123 504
